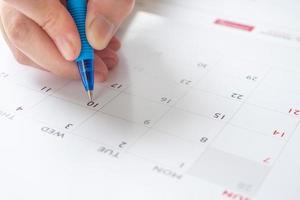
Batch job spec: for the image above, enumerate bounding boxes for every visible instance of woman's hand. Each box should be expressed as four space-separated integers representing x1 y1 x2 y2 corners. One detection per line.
0 0 135 81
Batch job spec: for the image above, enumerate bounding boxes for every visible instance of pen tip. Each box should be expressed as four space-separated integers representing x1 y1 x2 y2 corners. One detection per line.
87 90 93 102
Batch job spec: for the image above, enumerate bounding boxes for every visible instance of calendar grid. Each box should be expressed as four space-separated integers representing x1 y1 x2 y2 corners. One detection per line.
189 64 270 144
125 61 218 150
183 63 278 196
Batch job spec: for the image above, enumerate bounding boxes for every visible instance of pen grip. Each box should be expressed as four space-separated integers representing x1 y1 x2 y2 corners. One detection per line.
67 0 94 62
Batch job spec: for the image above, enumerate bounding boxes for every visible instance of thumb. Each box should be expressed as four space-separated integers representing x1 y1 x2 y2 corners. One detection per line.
3 0 81 61
86 0 135 50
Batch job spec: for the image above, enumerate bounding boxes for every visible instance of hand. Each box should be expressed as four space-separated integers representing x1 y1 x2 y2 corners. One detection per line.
0 0 135 81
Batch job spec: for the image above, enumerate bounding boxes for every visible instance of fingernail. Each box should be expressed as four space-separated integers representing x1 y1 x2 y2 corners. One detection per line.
95 72 107 82
88 15 115 50
55 34 77 61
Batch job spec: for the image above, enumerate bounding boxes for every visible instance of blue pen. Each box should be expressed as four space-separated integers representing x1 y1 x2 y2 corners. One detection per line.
67 0 94 101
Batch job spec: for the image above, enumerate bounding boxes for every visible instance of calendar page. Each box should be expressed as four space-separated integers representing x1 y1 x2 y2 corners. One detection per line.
1 1 300 200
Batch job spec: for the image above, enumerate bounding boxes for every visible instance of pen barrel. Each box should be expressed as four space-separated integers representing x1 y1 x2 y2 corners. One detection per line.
77 59 94 91
67 0 94 61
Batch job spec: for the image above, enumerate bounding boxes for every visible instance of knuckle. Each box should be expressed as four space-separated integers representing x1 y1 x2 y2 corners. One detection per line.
6 14 30 46
13 50 30 65
52 63 79 79
40 6 63 31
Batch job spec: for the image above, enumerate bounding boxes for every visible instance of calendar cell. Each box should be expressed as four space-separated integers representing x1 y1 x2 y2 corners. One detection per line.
189 148 270 196
212 125 285 165
74 112 148 148
53 81 119 110
154 108 224 143
74 112 147 149
104 65 131 92
28 97 95 130
195 72 256 100
261 69 300 93
104 64 147 92
101 93 169 127
124 75 188 106
248 85 300 116
14 67 69 94
214 57 270 80
129 130 204 168
0 84 46 113
176 90 241 121
231 104 299 140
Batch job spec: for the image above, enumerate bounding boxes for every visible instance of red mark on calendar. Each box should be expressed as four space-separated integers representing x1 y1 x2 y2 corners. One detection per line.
288 108 300 116
273 130 285 138
215 19 255 32
222 190 250 200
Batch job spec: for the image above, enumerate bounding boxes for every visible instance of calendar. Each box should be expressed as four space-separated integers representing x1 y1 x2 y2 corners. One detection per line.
1 1 300 200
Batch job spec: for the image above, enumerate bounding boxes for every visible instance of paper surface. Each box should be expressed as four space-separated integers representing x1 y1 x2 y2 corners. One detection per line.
1 1 300 200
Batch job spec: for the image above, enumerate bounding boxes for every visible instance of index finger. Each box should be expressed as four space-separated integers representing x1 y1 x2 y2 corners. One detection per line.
2 0 81 61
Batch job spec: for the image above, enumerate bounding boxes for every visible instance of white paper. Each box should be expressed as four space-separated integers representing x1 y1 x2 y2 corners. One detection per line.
1 1 300 200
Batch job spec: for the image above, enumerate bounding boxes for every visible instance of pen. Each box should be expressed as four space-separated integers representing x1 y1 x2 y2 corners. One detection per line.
67 0 94 101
